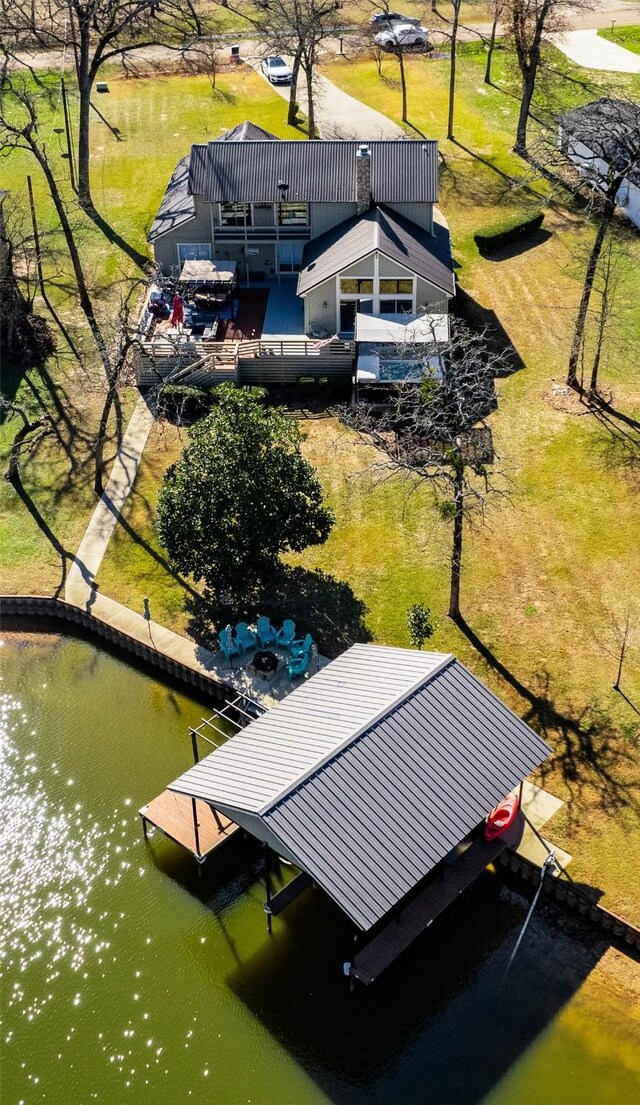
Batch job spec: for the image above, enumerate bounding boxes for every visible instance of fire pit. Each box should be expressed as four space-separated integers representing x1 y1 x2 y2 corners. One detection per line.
251 650 279 681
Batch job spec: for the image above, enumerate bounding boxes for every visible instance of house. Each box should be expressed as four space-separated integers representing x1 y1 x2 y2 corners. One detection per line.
559 98 640 228
142 123 455 389
167 644 550 984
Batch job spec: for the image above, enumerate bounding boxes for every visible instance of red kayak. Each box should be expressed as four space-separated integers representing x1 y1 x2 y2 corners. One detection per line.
484 794 519 841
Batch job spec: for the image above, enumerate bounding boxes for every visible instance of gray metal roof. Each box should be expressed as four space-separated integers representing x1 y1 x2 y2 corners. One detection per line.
297 206 455 296
561 97 640 186
218 120 280 142
169 646 450 813
188 139 440 203
264 658 550 930
149 154 194 242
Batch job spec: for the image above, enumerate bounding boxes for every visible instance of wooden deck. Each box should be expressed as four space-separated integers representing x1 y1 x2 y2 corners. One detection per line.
139 789 238 861
350 814 525 986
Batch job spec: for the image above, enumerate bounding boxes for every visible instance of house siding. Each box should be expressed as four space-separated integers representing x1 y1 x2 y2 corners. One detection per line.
565 136 640 229
310 202 358 238
416 276 449 311
386 202 433 233
339 254 376 279
304 277 338 333
378 255 413 279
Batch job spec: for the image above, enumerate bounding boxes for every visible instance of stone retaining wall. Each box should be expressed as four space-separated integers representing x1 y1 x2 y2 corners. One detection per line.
1 594 227 703
499 850 640 955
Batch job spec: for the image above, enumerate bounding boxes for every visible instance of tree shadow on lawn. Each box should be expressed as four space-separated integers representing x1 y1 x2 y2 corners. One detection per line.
186 564 372 660
590 398 640 488
455 615 640 823
453 286 525 373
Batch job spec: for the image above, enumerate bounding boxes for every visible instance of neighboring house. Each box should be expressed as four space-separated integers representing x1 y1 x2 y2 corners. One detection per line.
144 121 455 388
559 98 640 229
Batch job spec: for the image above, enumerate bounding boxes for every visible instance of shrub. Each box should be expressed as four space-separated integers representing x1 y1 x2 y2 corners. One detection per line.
474 211 545 252
157 384 213 423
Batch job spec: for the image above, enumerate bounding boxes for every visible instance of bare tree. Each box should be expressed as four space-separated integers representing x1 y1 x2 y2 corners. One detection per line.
340 320 512 622
224 0 344 136
0 0 202 220
558 101 640 391
484 0 505 85
429 1 486 140
506 0 590 155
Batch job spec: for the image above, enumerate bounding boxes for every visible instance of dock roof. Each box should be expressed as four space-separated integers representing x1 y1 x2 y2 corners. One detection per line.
169 645 550 929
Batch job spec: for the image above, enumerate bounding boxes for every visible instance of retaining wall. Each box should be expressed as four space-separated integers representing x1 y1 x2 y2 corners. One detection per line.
1 595 228 703
499 849 640 955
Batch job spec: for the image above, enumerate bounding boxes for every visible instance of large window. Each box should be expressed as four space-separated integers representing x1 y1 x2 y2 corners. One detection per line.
338 273 415 333
177 242 212 263
278 202 308 226
277 241 304 273
340 278 374 295
380 297 413 314
379 279 413 295
220 202 252 226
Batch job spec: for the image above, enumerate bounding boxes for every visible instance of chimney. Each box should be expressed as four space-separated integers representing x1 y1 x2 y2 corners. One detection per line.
356 143 371 214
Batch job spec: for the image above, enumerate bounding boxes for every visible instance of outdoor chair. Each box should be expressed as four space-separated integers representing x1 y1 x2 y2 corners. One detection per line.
288 652 309 680
219 625 242 665
256 616 277 648
235 622 257 653
276 619 296 651
290 633 313 658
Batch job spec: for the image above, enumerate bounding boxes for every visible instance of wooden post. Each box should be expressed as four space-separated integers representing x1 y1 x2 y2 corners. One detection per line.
191 797 201 858
264 843 273 934
190 729 199 764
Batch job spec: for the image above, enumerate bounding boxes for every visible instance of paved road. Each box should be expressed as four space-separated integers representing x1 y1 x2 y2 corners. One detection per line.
550 27 640 72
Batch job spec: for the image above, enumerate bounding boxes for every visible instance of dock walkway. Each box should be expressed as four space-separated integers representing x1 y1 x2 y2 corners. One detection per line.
140 790 238 861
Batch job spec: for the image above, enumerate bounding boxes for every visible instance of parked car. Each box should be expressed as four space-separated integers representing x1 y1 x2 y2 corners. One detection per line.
370 11 420 26
261 56 293 84
374 22 431 49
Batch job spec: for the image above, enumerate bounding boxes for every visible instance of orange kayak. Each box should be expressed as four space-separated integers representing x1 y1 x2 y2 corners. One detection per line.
484 794 519 841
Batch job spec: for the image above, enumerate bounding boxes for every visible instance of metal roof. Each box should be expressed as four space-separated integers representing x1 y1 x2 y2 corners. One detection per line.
354 312 450 344
149 154 195 242
561 97 640 185
169 646 449 813
218 120 280 142
264 659 551 929
188 139 440 203
297 206 455 296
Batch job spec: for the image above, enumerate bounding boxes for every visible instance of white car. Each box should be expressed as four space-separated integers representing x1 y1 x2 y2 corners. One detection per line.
261 56 292 84
374 23 431 50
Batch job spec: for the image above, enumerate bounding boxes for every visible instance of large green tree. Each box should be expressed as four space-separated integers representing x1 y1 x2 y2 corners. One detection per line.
156 385 334 598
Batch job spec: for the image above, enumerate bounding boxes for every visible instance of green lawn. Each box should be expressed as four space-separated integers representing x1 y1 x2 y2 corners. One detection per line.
0 63 302 596
598 25 640 55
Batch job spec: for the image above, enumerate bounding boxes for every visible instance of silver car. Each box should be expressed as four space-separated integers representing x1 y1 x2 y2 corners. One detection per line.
374 23 431 49
261 56 293 84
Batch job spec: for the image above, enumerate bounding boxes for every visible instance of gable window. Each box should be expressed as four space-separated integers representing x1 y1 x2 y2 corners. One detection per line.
379 279 413 294
340 279 374 295
177 242 212 263
278 202 308 226
220 202 252 226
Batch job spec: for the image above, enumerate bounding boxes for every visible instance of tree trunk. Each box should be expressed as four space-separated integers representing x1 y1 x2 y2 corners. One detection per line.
76 21 94 211
287 53 302 125
514 67 535 154
448 467 464 621
485 14 499 85
398 49 408 123
567 194 617 390
94 376 118 496
447 0 460 140
304 63 317 139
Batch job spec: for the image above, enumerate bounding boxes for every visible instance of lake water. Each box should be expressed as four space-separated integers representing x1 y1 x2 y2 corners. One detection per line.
1 632 639 1105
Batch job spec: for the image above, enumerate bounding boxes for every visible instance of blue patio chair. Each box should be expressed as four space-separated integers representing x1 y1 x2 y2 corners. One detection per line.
256 616 277 648
219 625 242 665
290 632 313 658
288 652 309 680
235 622 257 653
276 619 296 651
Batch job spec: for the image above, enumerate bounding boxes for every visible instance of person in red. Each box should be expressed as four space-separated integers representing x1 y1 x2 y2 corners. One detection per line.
170 292 184 330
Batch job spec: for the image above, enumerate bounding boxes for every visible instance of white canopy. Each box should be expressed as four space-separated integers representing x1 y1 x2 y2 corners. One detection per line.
354 311 450 344
179 259 236 284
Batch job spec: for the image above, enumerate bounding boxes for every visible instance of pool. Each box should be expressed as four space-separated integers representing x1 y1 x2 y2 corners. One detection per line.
2 632 639 1104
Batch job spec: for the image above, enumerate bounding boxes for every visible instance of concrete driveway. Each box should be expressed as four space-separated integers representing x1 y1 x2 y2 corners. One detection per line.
550 28 640 72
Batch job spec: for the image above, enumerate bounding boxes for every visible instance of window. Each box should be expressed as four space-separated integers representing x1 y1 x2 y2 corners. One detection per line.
340 278 374 295
278 202 308 226
277 241 304 273
380 298 413 314
220 203 252 226
177 242 212 263
379 279 413 294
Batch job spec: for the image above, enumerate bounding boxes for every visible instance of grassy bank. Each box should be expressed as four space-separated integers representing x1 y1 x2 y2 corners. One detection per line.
598 25 640 54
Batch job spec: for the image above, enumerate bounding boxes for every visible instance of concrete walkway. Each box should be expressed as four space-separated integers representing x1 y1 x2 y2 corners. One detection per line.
550 28 640 72
242 47 404 139
65 395 155 606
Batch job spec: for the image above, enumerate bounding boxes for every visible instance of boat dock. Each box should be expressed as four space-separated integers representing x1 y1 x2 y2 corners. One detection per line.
139 790 238 862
